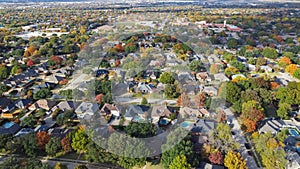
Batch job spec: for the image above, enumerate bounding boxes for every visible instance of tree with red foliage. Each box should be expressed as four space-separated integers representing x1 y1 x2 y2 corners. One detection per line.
61 136 72 152
27 59 35 67
95 94 104 104
36 131 51 150
59 79 68 85
115 60 121 67
209 151 224 165
194 92 206 109
115 44 124 52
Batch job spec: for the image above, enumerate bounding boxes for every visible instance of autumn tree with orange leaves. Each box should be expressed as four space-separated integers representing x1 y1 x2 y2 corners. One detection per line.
278 56 291 68
194 92 206 109
177 93 191 107
36 131 51 150
241 101 264 132
285 64 298 75
61 136 72 152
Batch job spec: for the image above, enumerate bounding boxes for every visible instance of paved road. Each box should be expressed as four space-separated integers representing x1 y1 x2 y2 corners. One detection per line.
224 108 260 169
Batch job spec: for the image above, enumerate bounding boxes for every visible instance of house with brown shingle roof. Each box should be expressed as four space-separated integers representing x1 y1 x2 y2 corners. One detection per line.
29 99 56 111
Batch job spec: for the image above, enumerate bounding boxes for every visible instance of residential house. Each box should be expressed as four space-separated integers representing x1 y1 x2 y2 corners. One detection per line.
136 83 155 94
151 105 175 124
75 102 99 118
202 86 218 96
124 105 150 122
258 119 284 134
260 65 273 73
100 103 120 117
231 74 246 80
182 83 199 95
0 97 11 111
14 99 32 109
191 119 216 136
177 72 195 83
29 99 56 111
287 151 300 169
198 162 224 169
213 73 229 82
52 101 77 112
196 72 211 82
44 74 64 84
179 107 203 120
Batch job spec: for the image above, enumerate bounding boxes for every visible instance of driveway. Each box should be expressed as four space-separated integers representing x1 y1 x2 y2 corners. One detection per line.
224 108 260 169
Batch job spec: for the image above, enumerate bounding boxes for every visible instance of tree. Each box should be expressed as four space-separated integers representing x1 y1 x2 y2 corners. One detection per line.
293 68 300 80
241 101 264 132
70 129 89 153
278 56 291 68
223 53 237 62
285 64 298 75
194 92 206 109
0 66 8 80
95 93 104 103
74 164 88 169
54 162 68 169
209 151 224 165
33 88 52 99
189 60 203 72
253 133 287 169
277 103 291 119
20 115 37 127
276 128 289 143
224 151 247 169
107 133 149 168
227 38 238 49
216 110 227 122
25 46 37 57
141 97 148 105
0 83 8 96
225 67 239 77
229 61 247 72
177 93 191 107
225 82 241 104
11 65 22 75
256 57 267 66
159 72 175 84
125 122 157 138
164 84 180 99
27 59 35 67
169 155 191 169
22 133 38 157
61 136 72 152
46 137 62 156
210 64 220 74
262 47 278 59
36 131 51 150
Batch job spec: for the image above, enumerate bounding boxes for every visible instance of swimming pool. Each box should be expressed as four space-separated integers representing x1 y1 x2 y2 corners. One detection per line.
289 129 300 136
181 121 193 128
3 122 15 129
160 118 169 125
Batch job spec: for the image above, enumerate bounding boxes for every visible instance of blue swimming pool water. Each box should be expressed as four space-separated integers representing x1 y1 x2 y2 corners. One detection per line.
133 116 145 122
289 129 300 136
3 122 15 129
160 119 168 125
181 121 192 128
